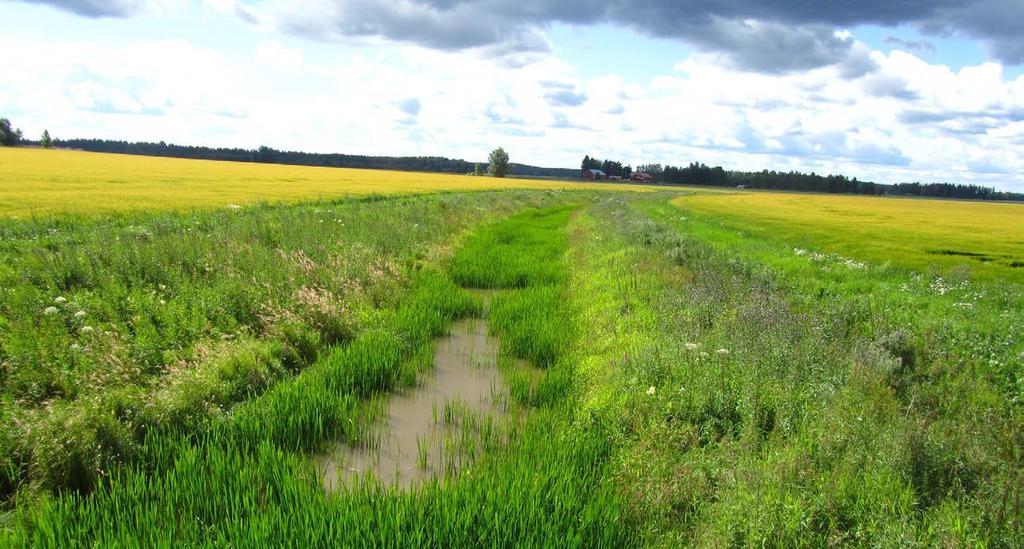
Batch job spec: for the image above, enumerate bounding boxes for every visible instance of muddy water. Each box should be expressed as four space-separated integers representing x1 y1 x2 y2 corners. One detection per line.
317 317 507 491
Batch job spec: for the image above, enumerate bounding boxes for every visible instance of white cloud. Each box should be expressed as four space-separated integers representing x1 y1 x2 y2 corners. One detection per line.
1 9 1022 191
254 41 305 72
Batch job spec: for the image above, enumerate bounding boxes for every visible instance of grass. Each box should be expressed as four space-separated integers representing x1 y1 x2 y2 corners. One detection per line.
571 194 1022 545
0 148 653 217
0 159 1021 546
672 190 1024 282
2 200 634 547
0 190 572 500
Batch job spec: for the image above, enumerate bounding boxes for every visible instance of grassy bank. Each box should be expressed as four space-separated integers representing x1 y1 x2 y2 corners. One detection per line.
2 202 634 546
570 194 1022 545
0 191 578 502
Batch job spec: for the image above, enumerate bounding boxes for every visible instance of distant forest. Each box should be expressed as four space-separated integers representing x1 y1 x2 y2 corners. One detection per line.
583 155 1023 201
53 138 579 179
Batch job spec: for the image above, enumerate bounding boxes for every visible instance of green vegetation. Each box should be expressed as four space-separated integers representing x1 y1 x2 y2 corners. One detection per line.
1 184 1020 546
0 118 22 147
571 195 1022 545
1 197 632 546
588 153 1024 200
0 191 564 501
488 147 511 178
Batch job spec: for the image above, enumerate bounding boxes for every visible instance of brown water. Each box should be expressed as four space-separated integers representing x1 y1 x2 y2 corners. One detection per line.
317 317 507 491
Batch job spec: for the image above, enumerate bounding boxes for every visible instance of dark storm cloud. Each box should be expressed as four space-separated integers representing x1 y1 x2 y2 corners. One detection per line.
21 1 1024 68
18 0 148 17
268 0 1022 70
275 0 554 55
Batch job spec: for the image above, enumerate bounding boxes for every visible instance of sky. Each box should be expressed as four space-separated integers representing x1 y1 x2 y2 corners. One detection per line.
2 1 1023 191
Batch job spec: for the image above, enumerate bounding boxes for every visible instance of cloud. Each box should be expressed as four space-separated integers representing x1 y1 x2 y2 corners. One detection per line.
863 74 918 100
252 0 1021 70
270 0 553 59
23 0 1023 70
254 41 304 71
899 108 1024 136
4 6 1023 191
545 89 587 107
921 0 1024 64
18 0 180 17
682 19 857 74
884 36 937 55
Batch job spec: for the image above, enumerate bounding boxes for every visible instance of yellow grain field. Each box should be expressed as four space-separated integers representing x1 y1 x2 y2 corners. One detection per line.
0 148 648 217
672 190 1024 281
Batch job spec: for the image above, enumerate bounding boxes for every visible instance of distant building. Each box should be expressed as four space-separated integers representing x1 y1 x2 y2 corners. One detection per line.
631 172 654 183
582 168 607 181
736 184 748 189
609 175 623 181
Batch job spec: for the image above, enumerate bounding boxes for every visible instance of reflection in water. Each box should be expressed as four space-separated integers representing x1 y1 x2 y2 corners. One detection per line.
317 318 507 490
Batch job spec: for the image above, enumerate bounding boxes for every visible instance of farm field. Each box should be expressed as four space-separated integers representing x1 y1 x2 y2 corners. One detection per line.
0 148 650 217
0 160 1021 545
673 190 1024 282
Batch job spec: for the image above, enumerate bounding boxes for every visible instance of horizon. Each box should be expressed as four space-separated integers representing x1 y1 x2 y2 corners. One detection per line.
2 1 1023 191
28 137 1024 194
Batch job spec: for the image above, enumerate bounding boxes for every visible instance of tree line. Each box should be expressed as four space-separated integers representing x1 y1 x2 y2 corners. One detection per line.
581 155 632 178
589 156 1024 201
46 138 577 179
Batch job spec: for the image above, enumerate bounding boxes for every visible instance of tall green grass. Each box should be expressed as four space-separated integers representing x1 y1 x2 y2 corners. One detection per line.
9 415 629 546
571 195 1023 546
2 201 635 547
225 269 479 452
0 190 569 500
9 188 1012 545
450 205 574 288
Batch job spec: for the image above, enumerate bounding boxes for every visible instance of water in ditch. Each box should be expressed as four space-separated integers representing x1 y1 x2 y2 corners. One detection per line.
317 317 508 491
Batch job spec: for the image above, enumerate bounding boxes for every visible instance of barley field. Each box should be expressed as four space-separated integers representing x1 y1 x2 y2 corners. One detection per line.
0 148 647 217
673 190 1024 282
0 155 1020 546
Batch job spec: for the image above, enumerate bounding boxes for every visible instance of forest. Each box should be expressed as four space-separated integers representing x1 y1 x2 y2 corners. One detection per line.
52 138 580 179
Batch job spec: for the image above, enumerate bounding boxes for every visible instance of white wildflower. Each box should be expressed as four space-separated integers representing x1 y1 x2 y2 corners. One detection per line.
70 343 82 352
716 348 730 355
841 257 867 270
159 299 166 305
73 310 87 319
43 306 59 315
54 296 67 304
227 204 241 210
793 248 807 256
646 386 656 396
81 326 94 334
684 342 699 351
